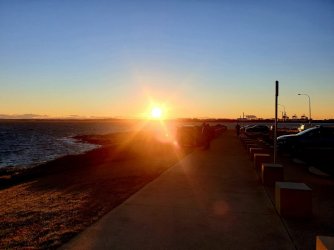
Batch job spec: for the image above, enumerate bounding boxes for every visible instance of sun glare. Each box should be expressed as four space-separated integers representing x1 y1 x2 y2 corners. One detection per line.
151 107 163 119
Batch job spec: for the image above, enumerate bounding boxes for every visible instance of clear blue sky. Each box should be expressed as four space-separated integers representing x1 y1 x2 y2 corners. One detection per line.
1 0 333 119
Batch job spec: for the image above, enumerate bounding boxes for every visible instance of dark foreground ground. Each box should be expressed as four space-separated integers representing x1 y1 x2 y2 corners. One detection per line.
273 154 334 249
63 130 334 250
242 132 334 249
1 129 333 249
0 131 191 249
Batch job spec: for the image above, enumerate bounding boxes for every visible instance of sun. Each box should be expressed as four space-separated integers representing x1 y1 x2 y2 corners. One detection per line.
151 107 163 119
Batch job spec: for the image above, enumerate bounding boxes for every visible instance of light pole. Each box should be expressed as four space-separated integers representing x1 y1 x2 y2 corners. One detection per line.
298 93 311 124
274 81 279 164
278 104 286 121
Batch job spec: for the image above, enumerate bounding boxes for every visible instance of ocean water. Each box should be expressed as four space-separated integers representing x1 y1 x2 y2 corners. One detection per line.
0 120 134 170
1 120 332 170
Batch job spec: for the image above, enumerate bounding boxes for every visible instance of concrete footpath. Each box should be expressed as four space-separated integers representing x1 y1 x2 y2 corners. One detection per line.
62 130 295 250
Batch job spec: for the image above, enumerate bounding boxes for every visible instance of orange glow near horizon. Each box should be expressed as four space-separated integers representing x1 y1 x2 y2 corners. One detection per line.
1 83 333 120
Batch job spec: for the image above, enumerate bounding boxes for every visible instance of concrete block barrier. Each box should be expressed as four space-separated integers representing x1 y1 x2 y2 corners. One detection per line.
242 140 257 148
246 143 260 151
253 153 271 172
241 138 257 146
249 148 271 160
316 235 334 250
275 182 312 218
249 147 263 159
261 163 284 186
239 135 248 141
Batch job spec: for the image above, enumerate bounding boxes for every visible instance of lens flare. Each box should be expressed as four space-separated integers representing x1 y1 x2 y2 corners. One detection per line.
151 107 163 119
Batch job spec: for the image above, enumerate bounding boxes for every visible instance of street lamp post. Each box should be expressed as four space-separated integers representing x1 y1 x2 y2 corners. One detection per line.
298 93 311 124
278 104 286 121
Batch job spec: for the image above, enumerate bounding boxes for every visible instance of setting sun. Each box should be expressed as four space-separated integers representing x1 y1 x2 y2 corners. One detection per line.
151 107 163 119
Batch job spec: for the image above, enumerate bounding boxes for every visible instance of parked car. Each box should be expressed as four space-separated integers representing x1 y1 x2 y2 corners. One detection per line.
277 126 334 157
297 123 314 132
268 124 299 142
244 125 269 139
277 126 334 175
239 124 255 135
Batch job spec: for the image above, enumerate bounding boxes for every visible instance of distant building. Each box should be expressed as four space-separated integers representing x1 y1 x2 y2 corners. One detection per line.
300 114 308 120
237 115 258 121
245 115 257 120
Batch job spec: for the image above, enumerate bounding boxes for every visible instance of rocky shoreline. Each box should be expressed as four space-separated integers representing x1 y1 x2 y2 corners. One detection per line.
0 131 192 249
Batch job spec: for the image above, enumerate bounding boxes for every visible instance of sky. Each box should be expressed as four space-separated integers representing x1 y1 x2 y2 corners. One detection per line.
0 0 333 119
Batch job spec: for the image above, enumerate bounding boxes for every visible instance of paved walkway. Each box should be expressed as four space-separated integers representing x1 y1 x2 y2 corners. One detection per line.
62 130 295 250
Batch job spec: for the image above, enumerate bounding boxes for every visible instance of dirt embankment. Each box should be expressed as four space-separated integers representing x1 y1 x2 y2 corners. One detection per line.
0 131 192 249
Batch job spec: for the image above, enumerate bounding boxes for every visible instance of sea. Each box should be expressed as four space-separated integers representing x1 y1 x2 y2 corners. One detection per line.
1 120 332 170
0 120 137 170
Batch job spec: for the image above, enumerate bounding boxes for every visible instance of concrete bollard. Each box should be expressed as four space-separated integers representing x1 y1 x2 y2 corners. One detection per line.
246 143 260 152
249 148 271 160
242 138 257 146
239 135 248 141
316 235 334 250
253 153 271 172
243 140 257 148
261 163 284 186
249 147 263 159
275 182 312 218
